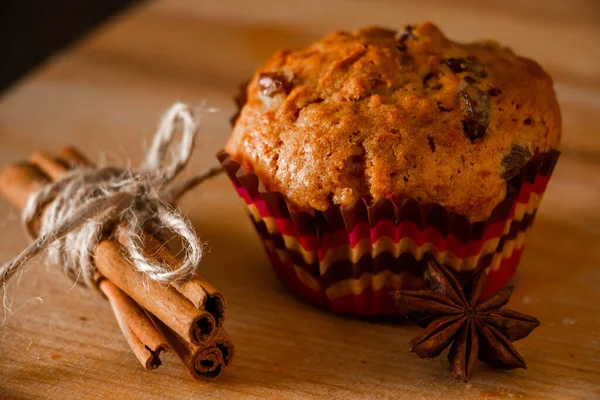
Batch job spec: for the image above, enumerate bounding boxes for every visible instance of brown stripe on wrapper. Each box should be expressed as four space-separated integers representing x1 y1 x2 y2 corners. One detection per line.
291 210 318 238
251 218 322 278
341 198 369 233
252 210 537 288
262 191 291 220
368 198 396 227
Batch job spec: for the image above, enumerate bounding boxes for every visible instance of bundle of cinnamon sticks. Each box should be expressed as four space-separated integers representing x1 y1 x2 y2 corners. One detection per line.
0 147 234 380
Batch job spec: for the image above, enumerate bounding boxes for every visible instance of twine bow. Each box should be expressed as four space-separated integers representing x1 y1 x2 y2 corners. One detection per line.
0 103 222 293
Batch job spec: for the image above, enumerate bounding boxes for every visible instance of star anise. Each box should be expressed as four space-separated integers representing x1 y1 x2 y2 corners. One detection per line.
391 260 540 382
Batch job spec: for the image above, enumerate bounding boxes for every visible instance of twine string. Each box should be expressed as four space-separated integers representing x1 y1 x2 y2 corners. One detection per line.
0 102 221 303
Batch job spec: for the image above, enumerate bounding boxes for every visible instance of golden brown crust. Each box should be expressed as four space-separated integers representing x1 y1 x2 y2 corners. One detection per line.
225 23 561 222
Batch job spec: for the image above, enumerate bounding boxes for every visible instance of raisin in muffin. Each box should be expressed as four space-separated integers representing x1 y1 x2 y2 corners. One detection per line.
225 22 560 222
220 23 561 315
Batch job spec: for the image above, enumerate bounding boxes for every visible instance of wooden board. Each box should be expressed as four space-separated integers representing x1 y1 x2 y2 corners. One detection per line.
1 0 599 398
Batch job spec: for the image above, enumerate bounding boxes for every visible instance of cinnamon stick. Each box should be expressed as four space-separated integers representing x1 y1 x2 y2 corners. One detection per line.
0 161 216 346
58 146 94 168
0 162 51 233
151 315 235 380
123 230 227 330
99 278 169 369
52 147 227 329
171 277 226 329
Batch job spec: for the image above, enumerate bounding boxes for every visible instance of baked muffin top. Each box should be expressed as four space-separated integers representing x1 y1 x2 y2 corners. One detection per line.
225 22 561 222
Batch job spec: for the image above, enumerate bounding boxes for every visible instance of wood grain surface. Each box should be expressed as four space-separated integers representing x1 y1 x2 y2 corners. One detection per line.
1 0 599 398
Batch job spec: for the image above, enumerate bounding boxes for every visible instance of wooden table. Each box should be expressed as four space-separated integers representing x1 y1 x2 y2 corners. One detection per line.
1 1 599 398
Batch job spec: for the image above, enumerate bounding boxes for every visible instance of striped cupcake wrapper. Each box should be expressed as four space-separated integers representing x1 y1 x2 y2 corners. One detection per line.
218 150 560 316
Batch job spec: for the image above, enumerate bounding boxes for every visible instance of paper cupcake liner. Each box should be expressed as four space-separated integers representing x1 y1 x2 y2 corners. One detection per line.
218 150 560 316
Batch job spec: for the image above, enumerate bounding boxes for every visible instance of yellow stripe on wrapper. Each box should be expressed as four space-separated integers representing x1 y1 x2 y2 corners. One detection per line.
246 190 540 274
264 232 530 302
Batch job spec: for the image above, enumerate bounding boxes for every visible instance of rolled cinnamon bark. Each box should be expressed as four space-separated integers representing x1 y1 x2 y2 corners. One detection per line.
29 152 72 180
0 162 45 208
58 146 94 167
0 161 216 346
94 240 216 344
129 230 227 330
151 316 235 380
99 278 169 369
0 162 50 231
172 277 226 330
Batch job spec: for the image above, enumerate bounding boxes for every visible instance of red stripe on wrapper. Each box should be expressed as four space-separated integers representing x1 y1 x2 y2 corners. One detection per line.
481 247 524 298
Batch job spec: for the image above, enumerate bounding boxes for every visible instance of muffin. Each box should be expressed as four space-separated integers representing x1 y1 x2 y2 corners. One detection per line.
219 23 560 315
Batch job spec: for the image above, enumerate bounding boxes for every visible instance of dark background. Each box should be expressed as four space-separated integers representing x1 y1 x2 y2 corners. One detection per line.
0 0 142 93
